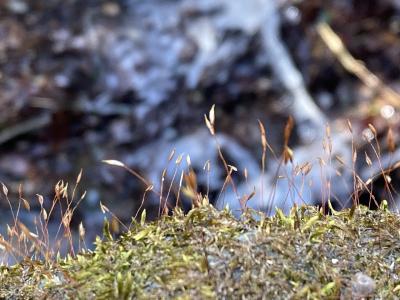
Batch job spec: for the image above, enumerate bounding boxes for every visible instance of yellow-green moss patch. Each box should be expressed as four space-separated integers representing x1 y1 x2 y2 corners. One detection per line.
1 203 400 299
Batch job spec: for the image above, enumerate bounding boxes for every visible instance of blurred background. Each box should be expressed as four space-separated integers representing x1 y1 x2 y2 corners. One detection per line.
0 0 400 250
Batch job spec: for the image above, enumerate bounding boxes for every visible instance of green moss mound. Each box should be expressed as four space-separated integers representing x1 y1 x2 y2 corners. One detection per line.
1 203 400 299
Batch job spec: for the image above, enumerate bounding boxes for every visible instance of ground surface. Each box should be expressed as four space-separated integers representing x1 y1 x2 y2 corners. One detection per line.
1 0 400 231
1 203 399 299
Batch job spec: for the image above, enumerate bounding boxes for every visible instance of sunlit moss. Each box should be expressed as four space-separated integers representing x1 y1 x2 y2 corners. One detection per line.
1 202 400 299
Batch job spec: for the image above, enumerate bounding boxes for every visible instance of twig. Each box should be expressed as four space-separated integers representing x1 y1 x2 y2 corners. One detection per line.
261 2 327 132
317 22 400 108
31 98 133 116
0 114 51 145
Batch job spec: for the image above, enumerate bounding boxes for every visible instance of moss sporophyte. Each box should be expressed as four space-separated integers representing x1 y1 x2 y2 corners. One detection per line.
1 201 400 299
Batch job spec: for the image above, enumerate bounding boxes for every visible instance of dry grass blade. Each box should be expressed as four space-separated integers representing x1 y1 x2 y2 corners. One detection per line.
18 222 41 246
175 154 183 164
79 222 85 239
283 146 294 164
368 124 377 138
203 105 239 199
37 194 44 206
352 149 358 164
258 120 269 204
204 115 214 136
102 159 151 187
346 119 353 133
184 169 198 195
387 127 396 153
18 184 30 211
100 201 110 214
76 169 83 185
41 208 48 221
209 104 215 125
282 117 294 164
239 188 256 210
134 185 153 220
300 162 312 176
168 149 176 161
227 165 238 172
365 152 372 167
283 116 294 147
102 159 125 167
175 171 184 208
258 120 267 153
2 182 8 196
183 169 202 207
317 22 400 110
21 198 30 211
0 177 92 263
0 238 14 253
326 124 331 139
204 104 216 135
203 160 210 172
1 182 17 226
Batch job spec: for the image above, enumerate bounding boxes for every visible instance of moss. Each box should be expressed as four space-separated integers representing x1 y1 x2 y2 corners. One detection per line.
1 202 400 299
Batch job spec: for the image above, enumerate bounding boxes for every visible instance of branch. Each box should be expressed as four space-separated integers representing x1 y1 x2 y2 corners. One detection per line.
0 114 51 145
